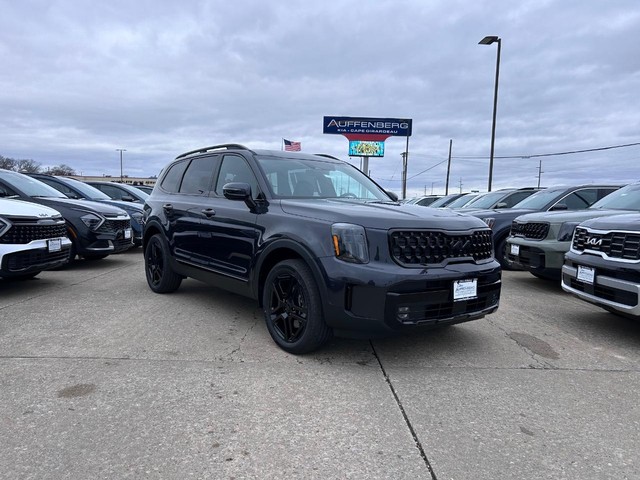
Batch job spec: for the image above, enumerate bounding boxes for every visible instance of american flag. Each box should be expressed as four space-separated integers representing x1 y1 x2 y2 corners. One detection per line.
283 139 301 151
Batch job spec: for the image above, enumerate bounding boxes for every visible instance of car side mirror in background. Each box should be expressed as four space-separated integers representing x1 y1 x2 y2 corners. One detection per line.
121 195 136 202
550 203 568 211
495 202 508 209
223 182 256 209
386 191 399 202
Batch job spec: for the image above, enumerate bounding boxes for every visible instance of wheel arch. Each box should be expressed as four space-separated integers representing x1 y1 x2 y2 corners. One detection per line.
254 239 328 308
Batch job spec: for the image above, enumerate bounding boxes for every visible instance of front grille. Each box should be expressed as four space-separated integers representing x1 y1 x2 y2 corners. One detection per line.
96 219 130 234
389 229 493 266
0 221 67 244
573 227 640 260
510 221 549 240
566 275 637 307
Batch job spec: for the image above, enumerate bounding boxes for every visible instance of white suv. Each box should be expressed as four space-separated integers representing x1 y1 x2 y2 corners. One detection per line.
0 198 72 280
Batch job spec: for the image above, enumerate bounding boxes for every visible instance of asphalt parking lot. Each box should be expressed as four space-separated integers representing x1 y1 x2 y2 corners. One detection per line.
1 249 639 480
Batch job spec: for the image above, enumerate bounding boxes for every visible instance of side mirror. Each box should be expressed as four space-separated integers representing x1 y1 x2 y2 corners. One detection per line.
550 203 568 211
223 182 256 209
386 191 399 202
495 202 508 209
121 195 136 202
65 193 80 199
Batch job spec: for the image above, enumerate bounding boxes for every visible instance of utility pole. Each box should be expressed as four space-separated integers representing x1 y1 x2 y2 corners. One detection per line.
445 139 452 195
537 160 544 188
401 152 408 200
116 148 126 182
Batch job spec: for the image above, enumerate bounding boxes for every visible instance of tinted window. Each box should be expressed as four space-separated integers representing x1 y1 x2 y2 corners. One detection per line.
160 160 189 193
558 189 598 210
98 184 125 200
180 156 218 194
215 155 259 198
503 191 533 207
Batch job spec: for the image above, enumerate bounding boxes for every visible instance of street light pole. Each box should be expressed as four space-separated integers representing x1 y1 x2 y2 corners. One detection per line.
479 35 501 192
116 148 126 182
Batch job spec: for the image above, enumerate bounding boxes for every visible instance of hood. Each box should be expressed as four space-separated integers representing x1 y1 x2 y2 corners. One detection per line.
34 196 129 216
96 198 144 213
0 198 62 218
514 208 638 224
579 213 640 231
279 199 490 231
469 208 536 219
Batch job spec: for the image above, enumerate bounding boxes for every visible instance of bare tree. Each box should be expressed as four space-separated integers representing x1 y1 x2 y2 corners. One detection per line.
49 164 76 176
0 155 17 171
17 159 41 173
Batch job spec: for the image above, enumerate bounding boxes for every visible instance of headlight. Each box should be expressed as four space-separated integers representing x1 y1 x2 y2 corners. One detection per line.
331 223 369 264
557 222 580 241
481 217 495 229
130 212 144 222
80 213 105 231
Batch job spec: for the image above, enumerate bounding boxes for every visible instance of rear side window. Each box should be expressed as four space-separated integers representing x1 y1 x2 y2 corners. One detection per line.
503 191 533 207
160 160 189 193
179 156 218 194
560 189 598 209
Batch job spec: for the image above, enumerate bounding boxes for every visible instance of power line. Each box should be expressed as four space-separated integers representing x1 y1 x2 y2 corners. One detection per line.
452 141 640 160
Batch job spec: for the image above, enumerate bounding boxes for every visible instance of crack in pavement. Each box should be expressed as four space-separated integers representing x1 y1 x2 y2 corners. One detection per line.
370 340 438 480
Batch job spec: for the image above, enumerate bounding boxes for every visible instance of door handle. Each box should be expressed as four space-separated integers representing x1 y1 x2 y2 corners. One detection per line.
162 203 174 212
201 208 216 217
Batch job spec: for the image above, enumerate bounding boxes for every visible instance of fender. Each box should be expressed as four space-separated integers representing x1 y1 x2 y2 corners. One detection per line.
251 237 332 304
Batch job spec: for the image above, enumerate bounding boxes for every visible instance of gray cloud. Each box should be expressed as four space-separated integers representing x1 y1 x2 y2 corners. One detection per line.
1 0 639 196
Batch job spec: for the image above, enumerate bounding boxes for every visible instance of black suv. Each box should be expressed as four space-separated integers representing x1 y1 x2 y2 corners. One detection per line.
143 145 502 353
28 174 145 246
0 169 134 261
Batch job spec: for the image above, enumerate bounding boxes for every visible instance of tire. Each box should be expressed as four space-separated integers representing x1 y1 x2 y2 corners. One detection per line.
144 234 182 293
262 259 332 354
495 236 511 270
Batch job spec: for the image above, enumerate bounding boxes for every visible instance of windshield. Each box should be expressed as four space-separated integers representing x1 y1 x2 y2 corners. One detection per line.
61 177 112 200
511 188 566 209
256 155 390 200
3 172 66 198
590 183 640 210
464 191 506 209
447 194 480 208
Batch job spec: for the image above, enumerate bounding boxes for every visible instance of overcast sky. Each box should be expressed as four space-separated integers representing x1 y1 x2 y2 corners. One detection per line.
1 0 639 197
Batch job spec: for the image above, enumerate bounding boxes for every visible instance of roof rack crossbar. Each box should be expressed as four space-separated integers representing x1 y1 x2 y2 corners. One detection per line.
176 144 251 160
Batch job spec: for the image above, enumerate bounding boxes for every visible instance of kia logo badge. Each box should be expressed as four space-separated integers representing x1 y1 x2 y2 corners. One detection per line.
585 237 602 247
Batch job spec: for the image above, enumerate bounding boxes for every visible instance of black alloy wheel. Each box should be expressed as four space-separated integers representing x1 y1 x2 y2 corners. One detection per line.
145 234 182 293
263 259 331 354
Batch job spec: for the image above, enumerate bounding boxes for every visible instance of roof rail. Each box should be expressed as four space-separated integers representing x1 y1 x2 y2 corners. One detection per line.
176 144 252 160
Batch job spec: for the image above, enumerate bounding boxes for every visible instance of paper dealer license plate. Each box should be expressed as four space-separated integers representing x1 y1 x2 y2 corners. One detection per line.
453 278 478 301
510 244 520 256
124 228 132 239
577 265 595 284
47 238 62 252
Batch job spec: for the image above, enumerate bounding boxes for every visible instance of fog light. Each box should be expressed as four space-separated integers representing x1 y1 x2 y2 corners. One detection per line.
398 306 410 320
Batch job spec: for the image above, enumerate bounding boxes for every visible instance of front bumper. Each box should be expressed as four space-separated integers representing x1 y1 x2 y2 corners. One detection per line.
316 257 502 337
0 237 72 277
562 252 640 317
506 237 569 278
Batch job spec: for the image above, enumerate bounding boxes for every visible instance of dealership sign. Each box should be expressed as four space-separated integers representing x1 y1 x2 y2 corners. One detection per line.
348 140 385 157
323 116 412 138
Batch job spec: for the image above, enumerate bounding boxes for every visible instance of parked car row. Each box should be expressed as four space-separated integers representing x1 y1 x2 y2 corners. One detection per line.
0 169 139 279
